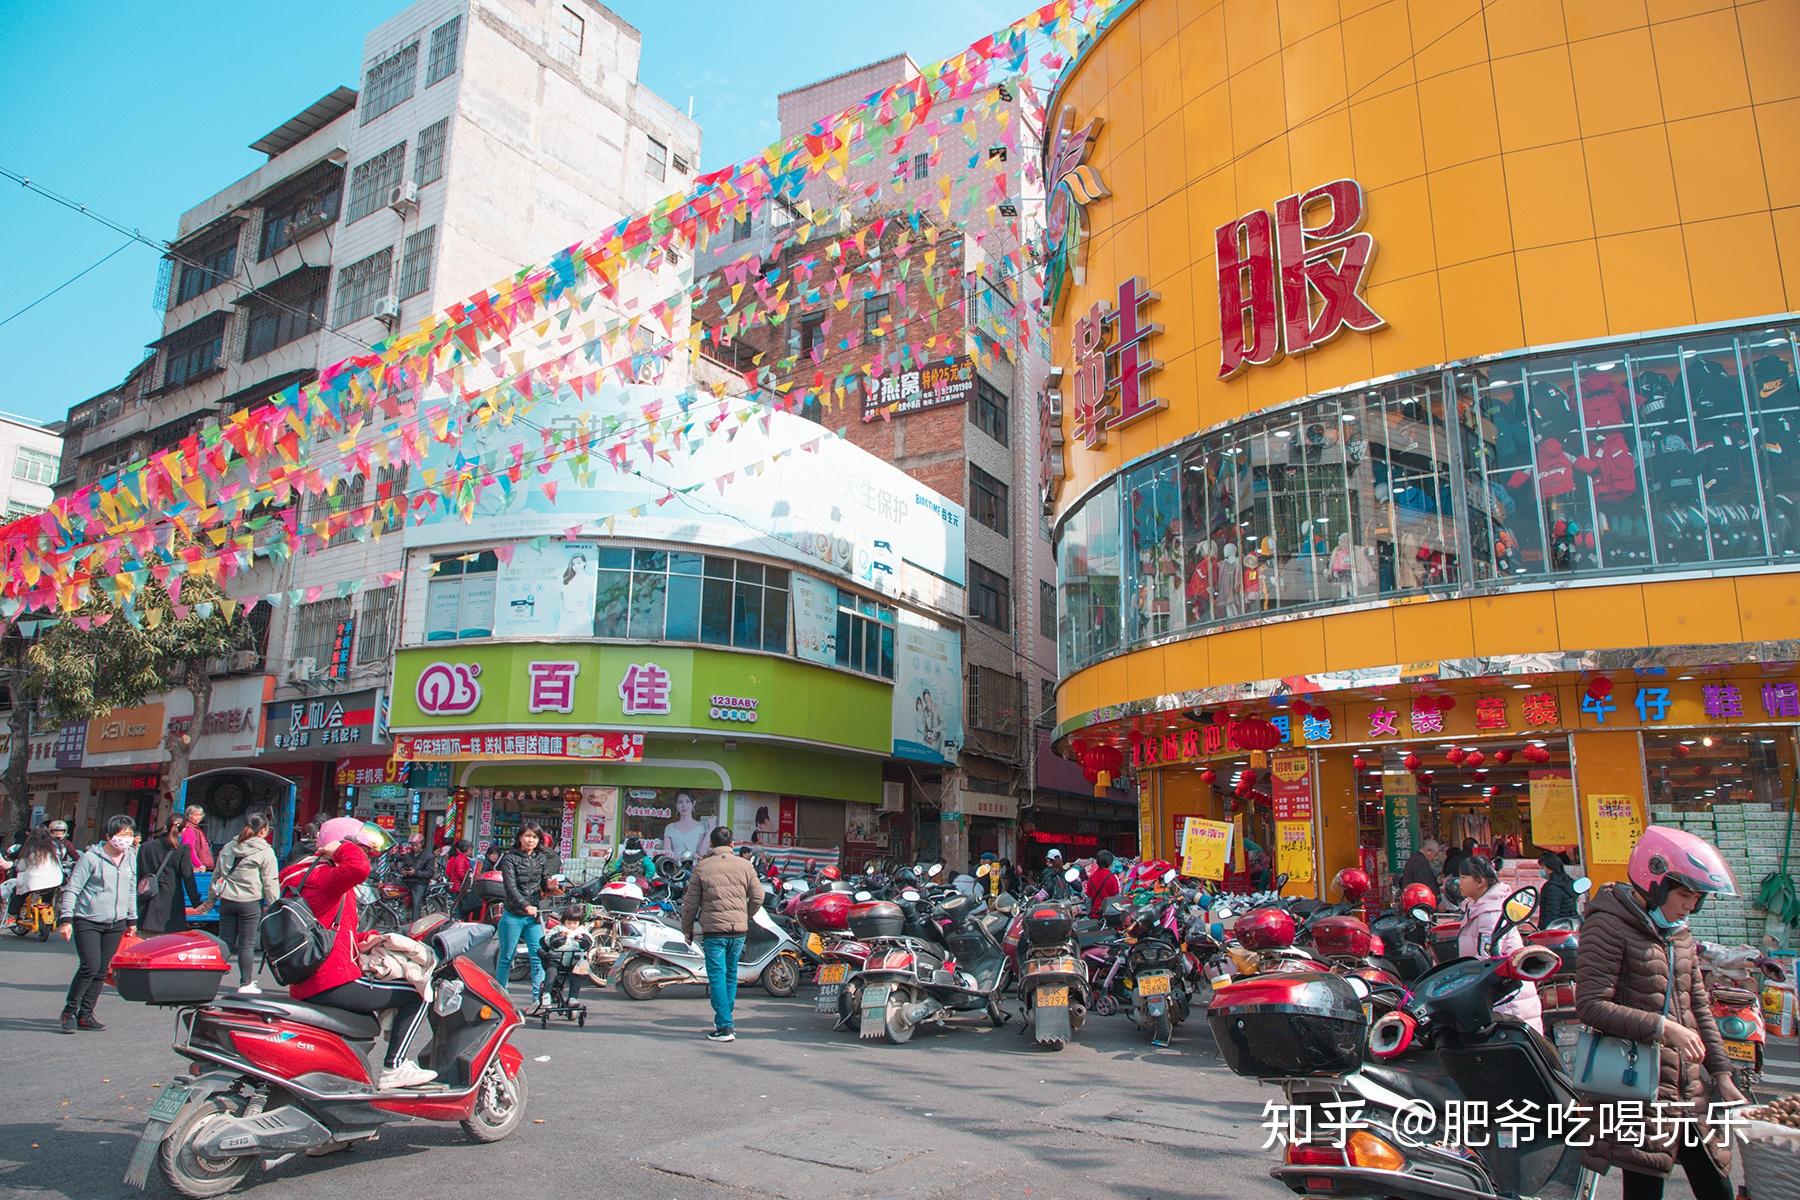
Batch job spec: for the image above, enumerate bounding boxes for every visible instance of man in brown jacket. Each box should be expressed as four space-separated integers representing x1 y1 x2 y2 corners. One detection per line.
680 826 764 1042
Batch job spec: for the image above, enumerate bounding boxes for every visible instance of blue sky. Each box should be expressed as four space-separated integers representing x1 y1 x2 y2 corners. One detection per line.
0 0 1017 428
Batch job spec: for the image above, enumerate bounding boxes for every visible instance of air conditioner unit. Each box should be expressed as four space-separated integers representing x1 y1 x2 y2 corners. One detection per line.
285 656 318 684
228 650 261 673
373 295 402 326
287 208 330 240
881 781 905 814
387 180 420 215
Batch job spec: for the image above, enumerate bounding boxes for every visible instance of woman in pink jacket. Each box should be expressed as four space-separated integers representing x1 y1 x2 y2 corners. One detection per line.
1457 854 1544 1032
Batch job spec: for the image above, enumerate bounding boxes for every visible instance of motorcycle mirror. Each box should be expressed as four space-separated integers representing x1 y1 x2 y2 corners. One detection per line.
1064 866 1082 883
902 889 922 902
976 863 991 878
1342 974 1372 1001
782 879 807 893
865 864 877 875
1275 872 1290 889
928 863 943 878
1161 868 1178 885
1409 905 1434 924
1572 876 1593 896
1492 885 1540 955
854 890 873 902
1214 905 1233 920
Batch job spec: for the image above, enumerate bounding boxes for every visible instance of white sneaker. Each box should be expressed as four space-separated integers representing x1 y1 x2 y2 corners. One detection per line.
377 1062 437 1091
236 982 263 995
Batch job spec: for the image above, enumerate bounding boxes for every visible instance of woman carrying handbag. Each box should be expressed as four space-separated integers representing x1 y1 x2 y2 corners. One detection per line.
1573 826 1744 1200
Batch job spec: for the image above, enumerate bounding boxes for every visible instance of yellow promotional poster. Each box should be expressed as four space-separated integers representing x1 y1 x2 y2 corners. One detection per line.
1276 819 1314 884
1232 813 1246 872
1587 794 1645 864
1180 817 1233 881
1528 774 1579 849
1138 791 1154 855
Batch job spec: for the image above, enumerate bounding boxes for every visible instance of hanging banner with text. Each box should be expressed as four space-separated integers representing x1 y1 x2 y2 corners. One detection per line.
1528 772 1579 850
1383 771 1421 873
1179 816 1233 881
1587 793 1644 864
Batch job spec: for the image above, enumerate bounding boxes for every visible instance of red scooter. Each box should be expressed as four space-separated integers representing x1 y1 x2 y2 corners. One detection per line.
117 915 527 1197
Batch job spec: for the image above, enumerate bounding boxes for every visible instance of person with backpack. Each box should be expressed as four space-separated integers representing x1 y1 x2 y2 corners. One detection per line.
137 816 205 935
274 817 434 1090
213 813 280 994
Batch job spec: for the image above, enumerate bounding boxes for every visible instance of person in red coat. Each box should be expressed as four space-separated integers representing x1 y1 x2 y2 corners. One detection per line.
1085 849 1122 918
280 817 434 1090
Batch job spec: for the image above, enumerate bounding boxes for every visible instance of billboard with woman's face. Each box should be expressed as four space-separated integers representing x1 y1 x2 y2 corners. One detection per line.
619 787 720 861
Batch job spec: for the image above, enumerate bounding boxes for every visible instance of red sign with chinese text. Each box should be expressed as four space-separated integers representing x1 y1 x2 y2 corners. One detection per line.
392 731 645 763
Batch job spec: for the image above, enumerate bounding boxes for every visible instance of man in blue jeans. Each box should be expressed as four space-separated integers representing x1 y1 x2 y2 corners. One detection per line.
679 825 764 1042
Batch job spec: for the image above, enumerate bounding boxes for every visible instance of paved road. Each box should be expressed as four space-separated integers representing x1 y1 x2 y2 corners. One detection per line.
0 935 1724 1200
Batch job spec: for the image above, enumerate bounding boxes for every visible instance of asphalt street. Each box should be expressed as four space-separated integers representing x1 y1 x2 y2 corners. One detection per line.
0 935 1719 1200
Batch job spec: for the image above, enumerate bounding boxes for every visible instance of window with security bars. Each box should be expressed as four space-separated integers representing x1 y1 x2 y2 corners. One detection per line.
398 226 436 299
972 377 1008 446
292 597 352 674
12 448 58 486
356 588 397 664
305 475 367 548
1039 580 1056 639
1039 678 1056 728
913 152 929 180
162 316 227 390
646 137 668 183
260 173 341 260
425 17 460 86
414 118 448 187
968 665 1020 733
333 249 392 326
361 42 419 123
374 463 408 532
175 236 237 305
346 142 407 223
244 272 327 360
864 293 891 338
970 464 1008 536
969 561 1010 631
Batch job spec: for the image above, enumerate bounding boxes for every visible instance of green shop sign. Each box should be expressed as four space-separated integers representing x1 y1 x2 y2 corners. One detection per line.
391 644 891 756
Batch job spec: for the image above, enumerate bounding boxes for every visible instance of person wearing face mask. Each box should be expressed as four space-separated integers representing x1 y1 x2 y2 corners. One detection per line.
1575 827 1742 1200
55 815 140 1034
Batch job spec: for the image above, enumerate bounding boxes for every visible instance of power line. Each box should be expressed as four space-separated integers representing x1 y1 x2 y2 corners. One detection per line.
0 238 136 331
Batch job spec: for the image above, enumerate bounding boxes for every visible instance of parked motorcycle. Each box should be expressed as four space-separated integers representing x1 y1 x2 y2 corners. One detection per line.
118 917 527 1197
1700 939 1787 1100
851 872 1012 1043
1016 867 1091 1049
609 903 803 1000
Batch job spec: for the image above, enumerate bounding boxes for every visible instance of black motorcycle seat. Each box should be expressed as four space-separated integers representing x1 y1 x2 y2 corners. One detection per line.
1076 928 1116 949
216 997 385 1042
1358 1063 1460 1110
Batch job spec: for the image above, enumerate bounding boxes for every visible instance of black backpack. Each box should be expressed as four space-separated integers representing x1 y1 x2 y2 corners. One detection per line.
260 859 345 986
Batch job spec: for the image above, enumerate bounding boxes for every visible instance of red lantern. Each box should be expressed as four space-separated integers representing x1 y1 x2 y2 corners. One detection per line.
1672 743 1692 759
1445 747 1467 765
1230 717 1281 751
1463 750 1485 768
1492 749 1512 764
1586 675 1613 699
1201 767 1218 784
1439 696 1457 711
1522 743 1552 764
1419 770 1434 781
1352 755 1366 770
1403 752 1421 772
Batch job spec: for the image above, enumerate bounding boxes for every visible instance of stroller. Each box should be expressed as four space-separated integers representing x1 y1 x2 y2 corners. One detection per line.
536 914 595 1028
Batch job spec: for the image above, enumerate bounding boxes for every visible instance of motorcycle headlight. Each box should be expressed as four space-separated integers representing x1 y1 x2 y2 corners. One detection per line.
1719 1016 1753 1040
433 979 465 1017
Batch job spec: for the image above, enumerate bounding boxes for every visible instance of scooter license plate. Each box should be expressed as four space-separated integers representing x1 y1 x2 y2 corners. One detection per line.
1138 972 1172 996
863 984 892 1008
1724 1039 1756 1063
818 963 848 985
147 1081 190 1123
1038 987 1070 1007
815 984 842 1012
806 933 825 956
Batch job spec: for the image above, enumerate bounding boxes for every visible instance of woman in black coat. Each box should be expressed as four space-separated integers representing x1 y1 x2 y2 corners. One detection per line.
136 817 204 935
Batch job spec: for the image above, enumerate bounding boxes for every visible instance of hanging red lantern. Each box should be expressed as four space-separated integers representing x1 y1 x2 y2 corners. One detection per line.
1671 743 1692 759
1522 743 1552 764
1291 700 1312 719
1352 755 1366 770
1445 747 1467 765
1439 695 1457 711
1201 767 1217 784
1419 770 1434 781
1492 748 1512 764
1403 752 1421 772
1463 750 1485 768
1586 675 1613 699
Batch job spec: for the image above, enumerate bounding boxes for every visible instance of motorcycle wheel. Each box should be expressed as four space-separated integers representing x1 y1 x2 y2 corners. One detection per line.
509 952 531 983
37 924 51 942
988 999 1008 1028
419 895 449 917
618 959 659 1001
884 992 915 1044
365 903 400 935
157 1096 252 1199
762 954 800 998
461 1060 528 1143
1092 992 1118 1018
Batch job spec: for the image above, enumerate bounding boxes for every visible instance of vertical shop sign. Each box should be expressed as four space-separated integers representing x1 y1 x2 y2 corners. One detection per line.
478 791 494 840
1138 787 1155 859
1587 794 1644 864
1527 771 1579 850
1071 277 1162 449
1270 751 1315 884
578 786 615 855
1217 179 1384 379
1382 771 1421 873
559 791 578 860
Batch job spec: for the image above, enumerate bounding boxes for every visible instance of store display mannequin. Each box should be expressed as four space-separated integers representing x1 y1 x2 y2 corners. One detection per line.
1242 550 1266 611
1186 539 1218 624
1754 354 1800 554
1218 542 1242 617
1636 369 1706 563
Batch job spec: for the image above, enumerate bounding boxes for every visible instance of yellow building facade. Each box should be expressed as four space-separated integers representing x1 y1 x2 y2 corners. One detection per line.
1046 0 1800 924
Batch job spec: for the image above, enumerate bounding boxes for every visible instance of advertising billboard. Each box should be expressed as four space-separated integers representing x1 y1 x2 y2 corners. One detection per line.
891 612 963 765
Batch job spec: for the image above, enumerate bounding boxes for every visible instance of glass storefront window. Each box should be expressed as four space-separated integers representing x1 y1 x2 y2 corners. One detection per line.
1055 320 1800 677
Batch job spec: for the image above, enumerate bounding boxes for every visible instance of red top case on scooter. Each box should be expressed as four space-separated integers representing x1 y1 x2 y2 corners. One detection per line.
112 932 231 1005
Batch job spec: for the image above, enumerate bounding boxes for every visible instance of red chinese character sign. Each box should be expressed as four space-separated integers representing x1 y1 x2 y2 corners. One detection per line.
618 662 673 716
1071 276 1163 450
1218 179 1385 379
1043 108 1109 319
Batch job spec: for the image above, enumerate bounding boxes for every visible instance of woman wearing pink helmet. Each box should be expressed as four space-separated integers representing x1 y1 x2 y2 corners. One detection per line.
278 817 435 1092
1574 825 1743 1200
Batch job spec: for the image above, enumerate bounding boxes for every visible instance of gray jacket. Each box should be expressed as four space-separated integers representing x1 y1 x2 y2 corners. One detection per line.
213 837 280 903
57 844 138 925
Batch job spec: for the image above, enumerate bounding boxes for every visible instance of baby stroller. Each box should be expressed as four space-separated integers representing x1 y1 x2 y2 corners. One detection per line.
537 915 594 1028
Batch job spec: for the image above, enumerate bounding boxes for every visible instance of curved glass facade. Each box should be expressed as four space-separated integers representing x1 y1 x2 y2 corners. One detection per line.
1056 321 1800 676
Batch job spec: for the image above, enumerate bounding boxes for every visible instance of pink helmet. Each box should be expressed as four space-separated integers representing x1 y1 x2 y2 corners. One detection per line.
1628 825 1737 907
319 816 378 848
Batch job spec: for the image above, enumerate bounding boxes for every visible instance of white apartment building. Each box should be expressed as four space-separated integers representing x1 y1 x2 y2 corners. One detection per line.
0 412 65 521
